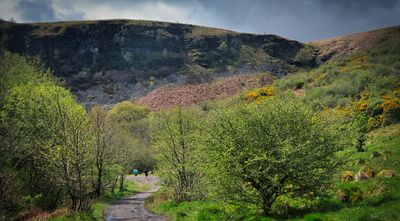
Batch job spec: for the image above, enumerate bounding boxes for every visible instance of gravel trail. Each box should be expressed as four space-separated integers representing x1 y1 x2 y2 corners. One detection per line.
104 175 166 221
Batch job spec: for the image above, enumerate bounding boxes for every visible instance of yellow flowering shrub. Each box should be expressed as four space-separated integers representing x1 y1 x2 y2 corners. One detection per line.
367 89 400 128
340 54 375 73
380 89 400 125
368 115 384 128
353 91 369 111
245 86 276 102
381 91 400 112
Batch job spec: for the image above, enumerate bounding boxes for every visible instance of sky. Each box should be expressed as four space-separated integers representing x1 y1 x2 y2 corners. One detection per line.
1 0 400 42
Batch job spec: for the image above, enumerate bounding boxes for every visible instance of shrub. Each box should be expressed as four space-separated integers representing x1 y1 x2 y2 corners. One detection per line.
206 95 352 214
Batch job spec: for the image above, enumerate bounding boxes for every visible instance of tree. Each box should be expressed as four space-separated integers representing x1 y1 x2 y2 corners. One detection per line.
89 106 117 197
109 101 155 172
152 108 202 202
206 95 350 214
0 52 63 212
0 52 97 213
51 95 95 211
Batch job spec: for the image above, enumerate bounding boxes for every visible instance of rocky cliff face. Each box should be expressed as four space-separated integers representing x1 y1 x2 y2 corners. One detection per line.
0 19 313 107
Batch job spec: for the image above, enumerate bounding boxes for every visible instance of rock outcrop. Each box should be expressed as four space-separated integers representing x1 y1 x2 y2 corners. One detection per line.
0 19 311 107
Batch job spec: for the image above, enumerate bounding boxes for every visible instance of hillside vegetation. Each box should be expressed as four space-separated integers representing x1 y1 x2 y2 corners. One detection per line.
145 26 400 221
0 22 399 221
0 19 309 106
0 51 156 220
274 25 400 128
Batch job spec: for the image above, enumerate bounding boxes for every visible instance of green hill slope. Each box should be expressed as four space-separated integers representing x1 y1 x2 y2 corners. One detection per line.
145 25 400 221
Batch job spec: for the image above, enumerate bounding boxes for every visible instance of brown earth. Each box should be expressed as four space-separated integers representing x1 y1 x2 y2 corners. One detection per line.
311 25 399 62
137 73 275 111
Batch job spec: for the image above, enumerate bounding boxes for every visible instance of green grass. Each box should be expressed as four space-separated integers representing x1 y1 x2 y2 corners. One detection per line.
48 176 149 221
147 199 274 221
147 124 400 221
273 26 400 112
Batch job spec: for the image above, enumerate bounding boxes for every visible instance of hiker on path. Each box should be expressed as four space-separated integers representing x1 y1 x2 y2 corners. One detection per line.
133 169 139 176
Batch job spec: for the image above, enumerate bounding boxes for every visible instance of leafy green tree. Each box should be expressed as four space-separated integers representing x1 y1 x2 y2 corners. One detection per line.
3 82 96 211
108 127 137 191
0 51 97 213
89 106 119 197
206 95 351 214
0 52 63 213
49 94 94 211
152 108 203 202
0 51 51 101
109 101 155 172
109 101 150 126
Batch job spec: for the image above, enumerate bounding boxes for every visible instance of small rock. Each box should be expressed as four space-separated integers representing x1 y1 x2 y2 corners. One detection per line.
377 169 397 178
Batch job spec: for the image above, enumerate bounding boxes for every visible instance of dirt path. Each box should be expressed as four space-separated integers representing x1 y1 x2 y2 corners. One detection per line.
104 175 166 221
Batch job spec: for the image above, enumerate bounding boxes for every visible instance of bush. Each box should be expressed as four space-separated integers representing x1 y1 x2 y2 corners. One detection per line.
206 95 352 214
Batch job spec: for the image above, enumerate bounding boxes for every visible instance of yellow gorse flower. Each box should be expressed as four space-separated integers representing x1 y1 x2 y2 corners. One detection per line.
245 86 276 102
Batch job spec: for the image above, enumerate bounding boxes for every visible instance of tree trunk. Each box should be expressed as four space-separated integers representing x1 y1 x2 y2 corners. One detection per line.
261 197 274 215
111 176 118 194
119 173 125 191
95 167 102 197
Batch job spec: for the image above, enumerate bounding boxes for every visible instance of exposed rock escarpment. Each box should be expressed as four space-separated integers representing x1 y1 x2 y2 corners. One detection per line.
0 19 312 107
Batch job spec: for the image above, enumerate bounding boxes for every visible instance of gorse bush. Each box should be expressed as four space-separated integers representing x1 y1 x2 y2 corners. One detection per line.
274 32 400 129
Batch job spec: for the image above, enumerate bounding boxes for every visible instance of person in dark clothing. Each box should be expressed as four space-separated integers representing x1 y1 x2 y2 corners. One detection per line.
144 170 149 177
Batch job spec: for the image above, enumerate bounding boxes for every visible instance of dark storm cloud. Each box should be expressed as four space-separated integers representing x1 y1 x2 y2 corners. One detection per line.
17 0 56 22
189 0 400 41
2 0 400 41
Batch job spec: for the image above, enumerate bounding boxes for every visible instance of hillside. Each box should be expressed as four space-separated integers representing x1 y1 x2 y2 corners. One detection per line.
274 25 400 116
138 73 275 110
2 17 400 221
139 25 400 110
1 20 398 110
144 25 400 221
0 19 309 107
311 25 400 63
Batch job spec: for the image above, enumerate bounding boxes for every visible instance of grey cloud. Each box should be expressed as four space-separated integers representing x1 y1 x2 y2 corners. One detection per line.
3 0 400 41
17 0 56 22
